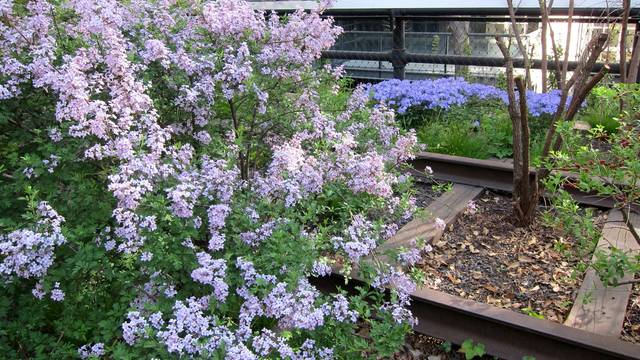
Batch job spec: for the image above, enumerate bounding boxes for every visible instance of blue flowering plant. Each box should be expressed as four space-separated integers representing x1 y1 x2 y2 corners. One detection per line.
0 1 425 358
371 78 569 118
368 78 570 160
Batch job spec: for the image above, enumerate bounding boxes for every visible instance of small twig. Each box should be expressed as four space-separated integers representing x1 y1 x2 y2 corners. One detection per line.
621 205 640 247
612 278 640 287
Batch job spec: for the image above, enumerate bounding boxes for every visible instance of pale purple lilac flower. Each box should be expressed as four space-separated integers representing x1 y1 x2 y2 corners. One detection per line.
32 280 46 299
0 202 65 280
190 252 228 302
466 200 478 215
311 260 332 277
50 282 65 301
78 343 105 359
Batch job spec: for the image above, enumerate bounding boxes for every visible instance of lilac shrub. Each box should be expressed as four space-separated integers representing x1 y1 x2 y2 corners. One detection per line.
0 0 421 358
372 78 569 117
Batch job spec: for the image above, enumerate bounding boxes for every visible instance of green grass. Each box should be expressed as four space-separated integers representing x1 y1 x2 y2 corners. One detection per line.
580 108 621 134
404 102 546 160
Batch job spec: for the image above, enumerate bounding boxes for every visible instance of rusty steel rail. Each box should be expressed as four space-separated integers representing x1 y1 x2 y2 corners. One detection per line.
312 273 640 360
308 152 640 359
409 151 618 208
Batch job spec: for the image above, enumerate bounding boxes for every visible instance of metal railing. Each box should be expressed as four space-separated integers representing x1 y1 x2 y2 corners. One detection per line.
323 18 626 81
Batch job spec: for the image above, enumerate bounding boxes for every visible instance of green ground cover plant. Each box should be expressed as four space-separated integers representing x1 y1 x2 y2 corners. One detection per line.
370 78 560 161
581 82 640 133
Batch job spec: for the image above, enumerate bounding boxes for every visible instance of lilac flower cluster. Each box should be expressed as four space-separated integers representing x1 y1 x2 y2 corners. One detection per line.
373 267 418 325
240 219 281 247
256 140 325 207
2 0 421 357
312 260 332 277
123 258 356 358
372 78 569 117
332 215 378 262
254 90 418 210
78 343 105 359
0 202 65 280
190 252 228 302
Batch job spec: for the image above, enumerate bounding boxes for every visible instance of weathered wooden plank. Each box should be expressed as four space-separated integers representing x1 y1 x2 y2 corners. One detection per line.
564 210 640 337
377 183 483 252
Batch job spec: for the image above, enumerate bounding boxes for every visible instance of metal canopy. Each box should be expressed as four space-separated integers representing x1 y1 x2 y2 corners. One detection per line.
249 0 640 18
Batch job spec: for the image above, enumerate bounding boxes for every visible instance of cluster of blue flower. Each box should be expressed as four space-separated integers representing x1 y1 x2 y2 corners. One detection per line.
371 78 568 117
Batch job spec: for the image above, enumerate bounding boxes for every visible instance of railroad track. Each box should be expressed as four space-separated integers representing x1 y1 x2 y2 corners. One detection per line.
313 151 640 360
312 273 640 360
409 151 618 208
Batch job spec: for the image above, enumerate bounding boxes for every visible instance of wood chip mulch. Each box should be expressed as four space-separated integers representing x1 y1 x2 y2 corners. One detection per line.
621 282 640 343
416 190 604 324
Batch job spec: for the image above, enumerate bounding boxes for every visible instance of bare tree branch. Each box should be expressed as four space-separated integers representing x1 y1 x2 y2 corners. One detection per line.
539 0 550 92
627 28 640 82
620 0 631 83
507 0 532 88
560 0 574 90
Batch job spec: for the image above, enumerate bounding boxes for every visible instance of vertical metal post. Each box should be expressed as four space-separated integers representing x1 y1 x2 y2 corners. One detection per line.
379 28 383 79
634 19 640 83
392 17 406 80
444 33 449 74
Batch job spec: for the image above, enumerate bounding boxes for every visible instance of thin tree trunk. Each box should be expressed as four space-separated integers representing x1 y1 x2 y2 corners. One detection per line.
537 33 609 181
560 0 574 90
497 37 536 226
448 21 470 76
515 76 537 224
546 0 563 88
620 0 631 83
540 32 607 170
507 0 532 88
539 0 549 92
627 27 640 82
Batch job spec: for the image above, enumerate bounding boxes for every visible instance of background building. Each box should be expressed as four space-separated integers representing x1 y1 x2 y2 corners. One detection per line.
250 0 640 87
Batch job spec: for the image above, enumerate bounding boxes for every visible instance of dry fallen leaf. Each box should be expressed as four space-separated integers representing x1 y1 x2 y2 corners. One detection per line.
507 261 519 270
447 273 461 284
483 284 498 293
518 255 534 263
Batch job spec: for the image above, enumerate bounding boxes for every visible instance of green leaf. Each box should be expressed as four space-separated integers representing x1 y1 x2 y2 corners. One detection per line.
459 339 486 360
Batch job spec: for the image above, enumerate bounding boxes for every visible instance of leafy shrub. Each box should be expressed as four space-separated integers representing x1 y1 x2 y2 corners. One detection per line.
0 1 425 358
545 118 640 286
412 104 545 160
580 83 640 133
371 79 556 160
